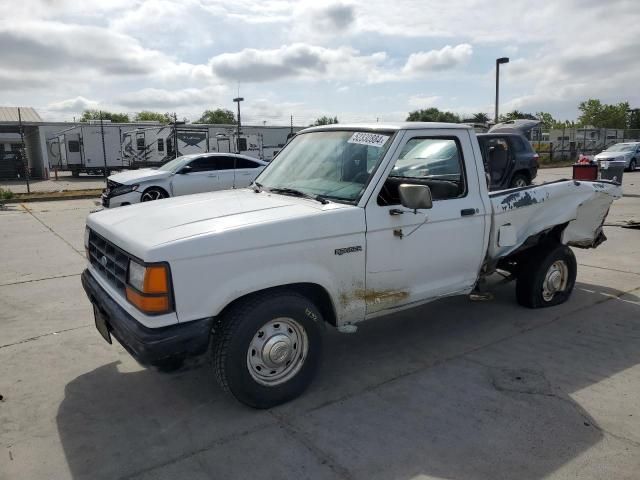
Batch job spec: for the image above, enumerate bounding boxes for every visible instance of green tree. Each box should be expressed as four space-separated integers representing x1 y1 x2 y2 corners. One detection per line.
406 108 461 123
312 116 339 126
498 110 537 122
471 112 490 123
134 111 172 124
79 109 130 123
195 109 236 124
577 99 630 128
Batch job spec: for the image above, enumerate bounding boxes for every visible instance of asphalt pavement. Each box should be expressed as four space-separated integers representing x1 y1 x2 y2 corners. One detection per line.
1 173 640 479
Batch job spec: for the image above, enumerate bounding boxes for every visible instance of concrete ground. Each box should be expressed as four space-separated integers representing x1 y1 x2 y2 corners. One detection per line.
1 180 640 479
0 171 111 194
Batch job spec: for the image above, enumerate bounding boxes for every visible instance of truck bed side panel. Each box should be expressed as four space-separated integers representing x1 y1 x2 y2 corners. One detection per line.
488 180 622 261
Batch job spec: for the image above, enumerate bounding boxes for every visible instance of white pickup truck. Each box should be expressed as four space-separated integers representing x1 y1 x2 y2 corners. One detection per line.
82 122 621 408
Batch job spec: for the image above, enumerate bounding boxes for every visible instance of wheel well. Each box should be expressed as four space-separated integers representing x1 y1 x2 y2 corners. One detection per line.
142 185 169 196
217 283 338 327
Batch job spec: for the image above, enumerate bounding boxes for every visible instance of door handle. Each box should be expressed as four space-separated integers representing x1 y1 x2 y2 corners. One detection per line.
461 208 476 217
389 208 404 216
207 174 217 178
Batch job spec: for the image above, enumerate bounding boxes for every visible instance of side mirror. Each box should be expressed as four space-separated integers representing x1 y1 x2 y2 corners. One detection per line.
178 165 193 174
399 184 433 212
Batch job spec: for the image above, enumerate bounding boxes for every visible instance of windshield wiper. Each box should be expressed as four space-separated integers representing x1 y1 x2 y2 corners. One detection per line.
269 187 329 205
252 181 263 193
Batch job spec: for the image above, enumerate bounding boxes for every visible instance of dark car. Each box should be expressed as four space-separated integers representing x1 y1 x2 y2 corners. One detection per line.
477 120 541 190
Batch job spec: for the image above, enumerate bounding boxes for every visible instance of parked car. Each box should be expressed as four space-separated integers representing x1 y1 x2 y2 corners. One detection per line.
478 119 541 190
82 122 620 408
594 142 640 171
101 153 267 208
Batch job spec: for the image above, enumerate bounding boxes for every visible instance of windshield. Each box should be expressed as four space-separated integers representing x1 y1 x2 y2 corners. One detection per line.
256 130 394 203
606 144 635 152
158 155 192 172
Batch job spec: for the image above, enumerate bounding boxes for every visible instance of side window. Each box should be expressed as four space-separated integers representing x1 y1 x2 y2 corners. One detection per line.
189 156 219 172
136 137 145 151
215 156 236 170
235 158 260 169
377 137 466 205
68 140 80 153
157 139 164 152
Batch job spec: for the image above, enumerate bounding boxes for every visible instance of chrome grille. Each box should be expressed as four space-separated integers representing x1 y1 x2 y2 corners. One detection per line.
88 230 130 292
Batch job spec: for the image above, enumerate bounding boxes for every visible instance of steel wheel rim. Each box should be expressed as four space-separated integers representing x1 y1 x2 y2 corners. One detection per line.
141 190 163 202
247 317 308 386
542 260 569 301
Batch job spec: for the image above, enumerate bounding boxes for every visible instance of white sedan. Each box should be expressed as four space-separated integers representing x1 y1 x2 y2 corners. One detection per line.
594 142 640 171
101 153 267 208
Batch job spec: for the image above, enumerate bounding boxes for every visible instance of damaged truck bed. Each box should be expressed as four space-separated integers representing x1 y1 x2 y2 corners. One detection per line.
488 179 622 263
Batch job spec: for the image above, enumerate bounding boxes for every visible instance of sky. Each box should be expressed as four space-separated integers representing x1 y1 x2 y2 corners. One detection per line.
0 0 638 126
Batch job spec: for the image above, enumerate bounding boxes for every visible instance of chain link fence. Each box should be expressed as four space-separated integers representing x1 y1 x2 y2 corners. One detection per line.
529 127 640 164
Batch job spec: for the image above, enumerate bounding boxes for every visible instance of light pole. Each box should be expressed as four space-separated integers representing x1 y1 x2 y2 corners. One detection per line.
494 57 509 124
233 97 244 153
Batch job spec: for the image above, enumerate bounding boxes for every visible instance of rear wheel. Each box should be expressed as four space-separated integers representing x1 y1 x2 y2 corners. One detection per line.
212 291 323 408
516 243 577 308
141 187 168 202
510 173 529 188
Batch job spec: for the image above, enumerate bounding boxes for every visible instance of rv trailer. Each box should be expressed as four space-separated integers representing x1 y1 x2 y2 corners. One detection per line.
122 126 208 167
46 123 126 177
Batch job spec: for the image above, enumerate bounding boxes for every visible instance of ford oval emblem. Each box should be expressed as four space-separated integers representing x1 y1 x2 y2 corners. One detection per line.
100 255 108 267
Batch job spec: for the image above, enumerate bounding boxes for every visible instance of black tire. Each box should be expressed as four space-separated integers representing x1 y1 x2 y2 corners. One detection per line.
516 243 577 308
71 170 80 178
212 291 323 408
140 187 168 202
510 173 529 188
629 159 636 172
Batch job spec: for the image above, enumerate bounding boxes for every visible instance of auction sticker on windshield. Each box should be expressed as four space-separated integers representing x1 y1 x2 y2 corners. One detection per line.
347 132 389 148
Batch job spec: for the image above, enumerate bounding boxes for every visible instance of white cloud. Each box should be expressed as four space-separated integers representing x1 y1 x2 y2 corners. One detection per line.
408 95 441 109
117 86 228 109
209 43 389 83
47 96 99 112
403 44 472 75
0 21 170 76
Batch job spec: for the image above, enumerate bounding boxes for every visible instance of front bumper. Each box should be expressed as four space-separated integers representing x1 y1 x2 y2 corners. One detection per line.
81 269 212 367
101 190 142 208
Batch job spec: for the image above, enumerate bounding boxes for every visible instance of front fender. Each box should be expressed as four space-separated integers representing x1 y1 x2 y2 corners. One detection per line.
170 237 366 327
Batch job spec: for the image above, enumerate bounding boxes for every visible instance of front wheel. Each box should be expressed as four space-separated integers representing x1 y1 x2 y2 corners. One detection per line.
141 187 168 202
212 291 323 408
516 243 577 308
628 159 636 172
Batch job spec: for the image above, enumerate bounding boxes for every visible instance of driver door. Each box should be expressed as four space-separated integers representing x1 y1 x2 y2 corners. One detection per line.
364 130 488 316
171 156 220 196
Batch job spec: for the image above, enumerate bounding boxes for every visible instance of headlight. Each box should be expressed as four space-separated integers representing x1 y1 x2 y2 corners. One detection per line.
126 260 172 314
111 184 139 197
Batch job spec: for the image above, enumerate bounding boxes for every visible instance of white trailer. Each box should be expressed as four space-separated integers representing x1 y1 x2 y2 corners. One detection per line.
46 124 126 177
122 126 209 166
207 127 264 160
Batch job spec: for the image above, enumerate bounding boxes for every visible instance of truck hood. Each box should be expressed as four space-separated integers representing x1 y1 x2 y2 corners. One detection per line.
87 189 358 261
108 169 171 185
